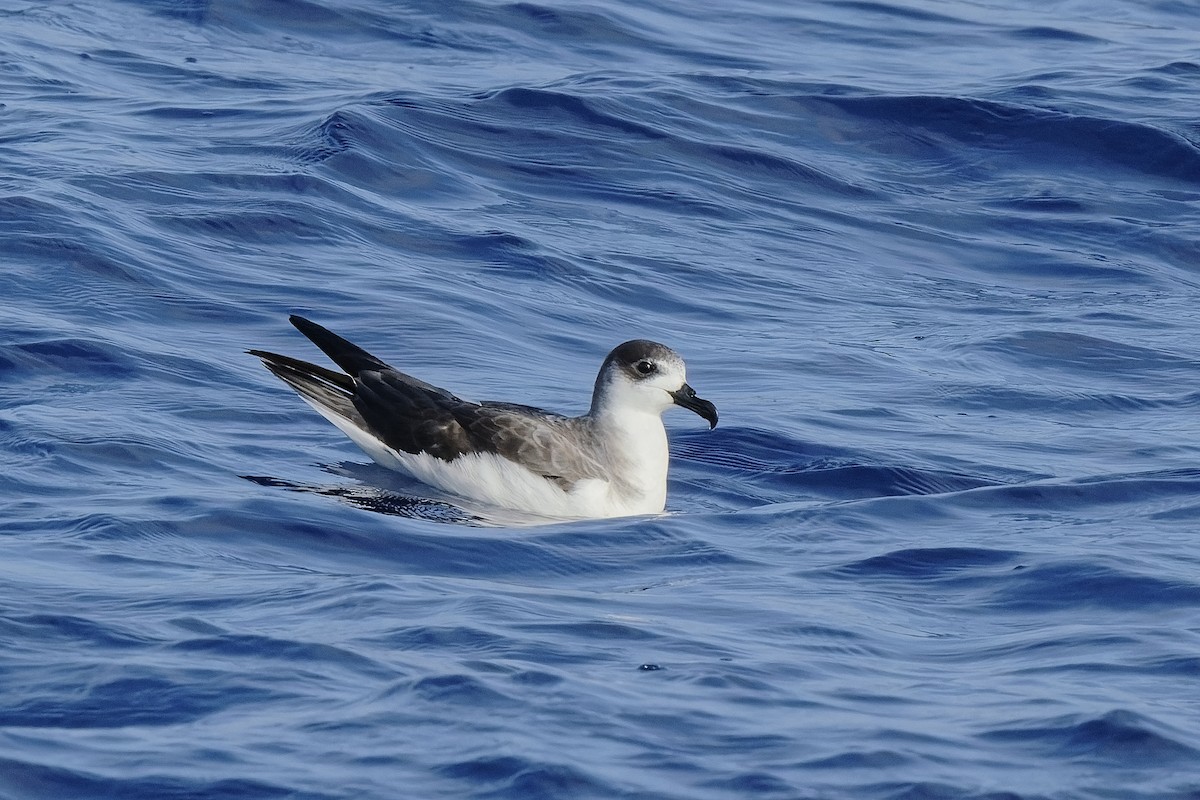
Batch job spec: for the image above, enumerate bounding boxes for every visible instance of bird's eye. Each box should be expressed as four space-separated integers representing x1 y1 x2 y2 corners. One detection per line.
635 360 656 375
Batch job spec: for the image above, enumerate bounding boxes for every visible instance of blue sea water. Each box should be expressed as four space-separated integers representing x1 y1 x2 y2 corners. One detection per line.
2 0 1200 797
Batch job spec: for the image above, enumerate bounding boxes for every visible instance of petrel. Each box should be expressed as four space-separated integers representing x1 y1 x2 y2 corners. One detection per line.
250 316 717 519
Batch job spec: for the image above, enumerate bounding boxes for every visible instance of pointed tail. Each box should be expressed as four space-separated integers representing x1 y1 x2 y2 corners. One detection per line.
248 348 358 421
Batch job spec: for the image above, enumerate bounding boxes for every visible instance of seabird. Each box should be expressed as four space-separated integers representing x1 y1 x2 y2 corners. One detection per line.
250 316 717 519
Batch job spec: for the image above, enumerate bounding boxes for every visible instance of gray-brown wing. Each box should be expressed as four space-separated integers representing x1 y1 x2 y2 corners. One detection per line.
461 402 607 488
354 372 606 488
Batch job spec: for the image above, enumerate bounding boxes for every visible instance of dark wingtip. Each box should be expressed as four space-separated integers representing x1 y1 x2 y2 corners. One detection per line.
281 315 392 376
289 314 318 335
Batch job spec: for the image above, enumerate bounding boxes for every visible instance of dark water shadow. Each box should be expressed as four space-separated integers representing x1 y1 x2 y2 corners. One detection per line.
240 461 570 527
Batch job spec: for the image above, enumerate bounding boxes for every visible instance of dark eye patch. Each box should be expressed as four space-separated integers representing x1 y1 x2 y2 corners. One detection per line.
635 360 657 375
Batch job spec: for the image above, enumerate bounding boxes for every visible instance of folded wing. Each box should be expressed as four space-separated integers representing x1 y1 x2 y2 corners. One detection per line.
252 316 606 490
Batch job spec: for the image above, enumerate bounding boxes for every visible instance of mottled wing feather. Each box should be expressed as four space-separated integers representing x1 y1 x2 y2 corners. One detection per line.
352 373 605 487
460 402 606 488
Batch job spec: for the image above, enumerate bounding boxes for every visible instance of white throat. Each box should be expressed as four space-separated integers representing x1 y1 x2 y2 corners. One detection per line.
589 403 670 513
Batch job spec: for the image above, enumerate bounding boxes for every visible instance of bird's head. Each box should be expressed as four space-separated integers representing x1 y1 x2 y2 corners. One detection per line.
591 339 717 428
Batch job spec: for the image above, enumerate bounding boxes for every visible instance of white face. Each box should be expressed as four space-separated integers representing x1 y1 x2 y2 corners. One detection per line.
591 340 691 418
591 339 717 428
606 354 689 415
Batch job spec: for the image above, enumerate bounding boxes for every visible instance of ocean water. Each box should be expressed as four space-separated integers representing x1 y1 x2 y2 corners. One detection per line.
2 0 1200 797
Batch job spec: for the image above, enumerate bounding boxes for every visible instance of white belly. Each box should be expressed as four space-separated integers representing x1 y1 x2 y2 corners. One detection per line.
395 450 663 519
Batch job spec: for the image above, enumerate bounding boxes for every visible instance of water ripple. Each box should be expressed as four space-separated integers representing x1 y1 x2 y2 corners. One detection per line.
3 0 1200 797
